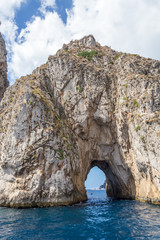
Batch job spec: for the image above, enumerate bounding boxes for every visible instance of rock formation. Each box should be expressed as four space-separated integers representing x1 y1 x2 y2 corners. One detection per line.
0 35 160 207
99 180 107 190
0 33 8 101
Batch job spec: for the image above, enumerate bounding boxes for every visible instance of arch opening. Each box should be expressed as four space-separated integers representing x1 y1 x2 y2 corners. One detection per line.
85 166 106 190
84 160 136 200
85 165 107 199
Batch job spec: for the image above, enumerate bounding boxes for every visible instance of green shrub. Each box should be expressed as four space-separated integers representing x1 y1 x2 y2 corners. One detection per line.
77 50 98 60
115 53 123 61
98 52 105 56
135 126 140 132
10 97 13 102
76 86 83 93
133 99 139 107
54 149 66 160
123 84 128 88
123 96 129 102
29 100 33 106
140 136 145 143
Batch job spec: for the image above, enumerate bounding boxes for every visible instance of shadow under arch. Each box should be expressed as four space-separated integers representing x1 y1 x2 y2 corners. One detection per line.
85 160 136 200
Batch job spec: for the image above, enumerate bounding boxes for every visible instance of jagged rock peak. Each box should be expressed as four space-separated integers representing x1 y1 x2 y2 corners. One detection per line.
0 32 8 101
62 35 100 51
80 34 96 47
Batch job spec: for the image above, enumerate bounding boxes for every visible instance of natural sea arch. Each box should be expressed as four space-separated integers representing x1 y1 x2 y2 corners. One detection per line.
72 108 137 202
80 157 136 201
89 160 127 198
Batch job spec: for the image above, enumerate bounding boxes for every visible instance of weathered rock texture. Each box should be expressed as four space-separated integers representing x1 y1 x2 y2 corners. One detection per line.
0 33 8 101
0 35 160 207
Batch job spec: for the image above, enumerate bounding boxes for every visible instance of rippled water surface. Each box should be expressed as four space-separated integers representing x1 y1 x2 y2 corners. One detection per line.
0 190 160 239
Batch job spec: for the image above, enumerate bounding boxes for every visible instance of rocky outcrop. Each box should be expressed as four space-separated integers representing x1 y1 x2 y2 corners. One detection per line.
0 35 160 207
0 32 8 101
99 180 107 190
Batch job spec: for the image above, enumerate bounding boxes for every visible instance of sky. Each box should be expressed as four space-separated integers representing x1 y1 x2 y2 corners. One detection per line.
0 0 160 188
85 167 106 189
0 0 160 85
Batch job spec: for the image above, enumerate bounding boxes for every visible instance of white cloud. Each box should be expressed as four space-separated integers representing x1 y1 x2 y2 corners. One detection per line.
0 0 26 19
67 0 160 57
0 0 26 41
39 0 56 15
0 0 27 68
10 11 70 82
1 0 160 84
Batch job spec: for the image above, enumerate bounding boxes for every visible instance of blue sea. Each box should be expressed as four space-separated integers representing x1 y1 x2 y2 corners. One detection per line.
0 190 160 240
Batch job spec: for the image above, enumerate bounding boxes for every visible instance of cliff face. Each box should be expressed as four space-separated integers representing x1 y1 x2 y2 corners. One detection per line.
0 35 160 207
0 33 8 101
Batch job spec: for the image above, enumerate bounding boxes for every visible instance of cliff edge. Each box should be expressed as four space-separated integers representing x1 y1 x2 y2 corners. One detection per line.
0 33 8 101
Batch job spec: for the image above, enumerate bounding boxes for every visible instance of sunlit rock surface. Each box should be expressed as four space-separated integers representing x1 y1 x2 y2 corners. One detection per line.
0 35 160 207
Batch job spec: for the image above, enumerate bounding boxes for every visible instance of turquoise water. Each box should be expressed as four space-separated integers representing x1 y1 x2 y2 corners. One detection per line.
0 190 160 239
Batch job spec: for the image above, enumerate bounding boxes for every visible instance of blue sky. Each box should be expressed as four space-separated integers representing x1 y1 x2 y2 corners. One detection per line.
85 167 106 189
15 0 73 31
0 0 160 188
0 0 160 84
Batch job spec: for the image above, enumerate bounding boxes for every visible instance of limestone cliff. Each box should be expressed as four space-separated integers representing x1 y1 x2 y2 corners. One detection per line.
0 35 159 207
0 33 8 101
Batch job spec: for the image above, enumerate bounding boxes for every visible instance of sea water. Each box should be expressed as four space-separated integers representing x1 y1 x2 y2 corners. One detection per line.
0 190 160 240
